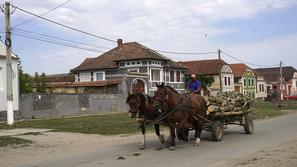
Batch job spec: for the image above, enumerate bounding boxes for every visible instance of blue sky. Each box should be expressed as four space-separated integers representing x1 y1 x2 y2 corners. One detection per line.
1 0 297 74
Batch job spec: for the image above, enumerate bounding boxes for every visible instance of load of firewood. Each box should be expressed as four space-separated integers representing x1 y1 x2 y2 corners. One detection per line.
205 92 254 114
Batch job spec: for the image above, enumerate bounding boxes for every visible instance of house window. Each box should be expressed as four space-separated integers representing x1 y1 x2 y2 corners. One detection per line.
91 72 94 81
170 71 175 82
0 68 3 90
262 84 264 92
128 68 139 73
244 79 246 86
142 61 147 65
251 79 254 86
151 69 161 81
119 62 125 67
228 77 231 86
95 72 105 81
80 72 91 82
224 77 227 86
176 71 181 82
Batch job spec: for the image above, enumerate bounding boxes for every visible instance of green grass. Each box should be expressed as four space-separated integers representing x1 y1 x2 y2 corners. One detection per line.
0 136 32 147
0 113 141 135
0 101 296 135
253 101 297 119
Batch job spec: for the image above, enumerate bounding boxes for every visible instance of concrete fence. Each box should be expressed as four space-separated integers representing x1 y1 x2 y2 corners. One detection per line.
20 93 128 119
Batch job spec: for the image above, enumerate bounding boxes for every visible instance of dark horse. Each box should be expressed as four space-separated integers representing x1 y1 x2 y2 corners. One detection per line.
126 93 166 149
153 83 207 150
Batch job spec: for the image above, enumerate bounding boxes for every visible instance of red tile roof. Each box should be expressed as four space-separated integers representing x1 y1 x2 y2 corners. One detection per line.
71 41 186 72
179 59 227 75
254 66 297 83
229 63 250 77
45 74 75 83
45 79 122 88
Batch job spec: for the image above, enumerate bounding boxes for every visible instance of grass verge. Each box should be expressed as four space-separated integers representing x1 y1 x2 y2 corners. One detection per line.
0 136 32 147
253 101 297 119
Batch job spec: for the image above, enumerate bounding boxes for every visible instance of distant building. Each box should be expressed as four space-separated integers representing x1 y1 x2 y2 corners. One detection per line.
180 59 234 95
255 66 297 101
71 39 187 95
0 42 19 114
230 63 258 98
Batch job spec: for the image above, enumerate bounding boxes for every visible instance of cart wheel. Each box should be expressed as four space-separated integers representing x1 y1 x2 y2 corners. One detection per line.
244 113 254 134
211 121 223 142
176 128 189 142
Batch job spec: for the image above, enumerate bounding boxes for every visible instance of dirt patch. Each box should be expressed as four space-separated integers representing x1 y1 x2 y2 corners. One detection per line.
227 140 297 167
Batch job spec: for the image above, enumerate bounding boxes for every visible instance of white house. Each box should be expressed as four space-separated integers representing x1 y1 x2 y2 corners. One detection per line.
0 42 19 114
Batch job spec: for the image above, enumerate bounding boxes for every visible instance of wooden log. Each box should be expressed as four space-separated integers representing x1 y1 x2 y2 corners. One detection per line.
208 105 220 112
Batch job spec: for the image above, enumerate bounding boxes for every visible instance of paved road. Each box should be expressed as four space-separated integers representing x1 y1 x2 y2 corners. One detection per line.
2 113 297 167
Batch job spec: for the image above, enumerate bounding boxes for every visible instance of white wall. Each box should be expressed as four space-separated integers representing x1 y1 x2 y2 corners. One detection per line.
0 58 19 112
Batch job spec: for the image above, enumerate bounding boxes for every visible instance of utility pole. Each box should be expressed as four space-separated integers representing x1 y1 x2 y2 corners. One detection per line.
280 61 283 101
4 2 14 125
218 49 222 94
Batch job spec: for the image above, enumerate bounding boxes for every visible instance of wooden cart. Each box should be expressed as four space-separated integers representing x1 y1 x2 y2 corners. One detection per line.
176 108 254 142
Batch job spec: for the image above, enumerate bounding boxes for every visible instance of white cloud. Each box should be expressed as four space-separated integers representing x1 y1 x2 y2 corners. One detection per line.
4 0 297 73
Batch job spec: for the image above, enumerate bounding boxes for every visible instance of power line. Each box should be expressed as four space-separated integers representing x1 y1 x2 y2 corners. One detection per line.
12 28 111 49
221 50 279 67
12 4 118 43
12 32 105 53
11 4 221 56
13 0 73 27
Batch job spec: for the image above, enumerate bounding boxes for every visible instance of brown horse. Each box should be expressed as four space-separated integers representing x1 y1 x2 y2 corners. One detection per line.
126 93 166 150
153 83 207 150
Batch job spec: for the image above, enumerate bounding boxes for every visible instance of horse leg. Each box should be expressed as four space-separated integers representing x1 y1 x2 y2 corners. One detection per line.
139 122 146 150
193 122 202 146
155 124 165 144
169 126 176 150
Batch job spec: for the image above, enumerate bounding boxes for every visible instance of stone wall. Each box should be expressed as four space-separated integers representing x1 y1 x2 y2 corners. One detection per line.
20 93 128 119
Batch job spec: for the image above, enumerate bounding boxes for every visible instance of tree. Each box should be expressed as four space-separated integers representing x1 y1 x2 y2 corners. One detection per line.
40 72 47 93
34 72 47 93
19 68 32 94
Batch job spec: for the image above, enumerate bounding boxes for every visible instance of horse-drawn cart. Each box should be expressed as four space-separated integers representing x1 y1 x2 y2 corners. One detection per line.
176 93 255 142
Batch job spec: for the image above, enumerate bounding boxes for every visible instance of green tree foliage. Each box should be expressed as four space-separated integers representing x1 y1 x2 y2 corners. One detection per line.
185 74 214 90
40 72 47 93
19 68 32 94
34 72 47 93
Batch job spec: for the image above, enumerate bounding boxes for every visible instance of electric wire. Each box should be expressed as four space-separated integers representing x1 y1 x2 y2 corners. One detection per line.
13 0 73 27
12 32 105 53
221 50 279 67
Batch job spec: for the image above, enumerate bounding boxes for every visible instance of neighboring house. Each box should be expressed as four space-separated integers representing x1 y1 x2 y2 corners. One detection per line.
180 59 234 95
255 66 297 101
71 39 187 95
230 63 257 98
0 42 19 114
254 71 267 100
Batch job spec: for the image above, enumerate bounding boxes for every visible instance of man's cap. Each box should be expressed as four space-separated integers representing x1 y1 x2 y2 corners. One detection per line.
191 74 196 78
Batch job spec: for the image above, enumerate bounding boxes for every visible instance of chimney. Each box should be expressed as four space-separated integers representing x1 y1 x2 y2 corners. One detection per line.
117 39 123 47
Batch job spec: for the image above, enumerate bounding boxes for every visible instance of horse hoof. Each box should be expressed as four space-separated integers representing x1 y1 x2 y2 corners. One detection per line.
194 138 200 146
169 146 176 151
138 144 145 150
159 135 166 144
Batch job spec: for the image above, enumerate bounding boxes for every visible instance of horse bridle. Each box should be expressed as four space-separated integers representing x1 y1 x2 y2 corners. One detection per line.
153 87 170 111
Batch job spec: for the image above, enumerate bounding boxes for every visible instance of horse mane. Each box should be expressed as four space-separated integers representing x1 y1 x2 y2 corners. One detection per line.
126 93 150 107
165 85 179 94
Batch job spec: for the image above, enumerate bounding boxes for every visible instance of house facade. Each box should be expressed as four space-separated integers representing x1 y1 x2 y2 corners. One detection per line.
0 42 19 113
180 59 234 95
230 63 257 98
255 66 297 101
71 39 187 95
